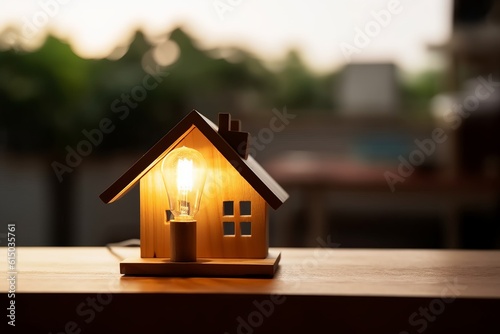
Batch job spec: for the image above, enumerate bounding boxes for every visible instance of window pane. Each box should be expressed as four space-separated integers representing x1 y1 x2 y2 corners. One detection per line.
165 210 174 222
240 201 251 216
240 222 251 236
223 201 234 216
223 222 235 236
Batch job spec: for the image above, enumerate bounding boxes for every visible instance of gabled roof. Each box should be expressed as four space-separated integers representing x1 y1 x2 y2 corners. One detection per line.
99 110 289 209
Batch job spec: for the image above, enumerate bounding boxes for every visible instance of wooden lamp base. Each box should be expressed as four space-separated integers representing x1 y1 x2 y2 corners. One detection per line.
120 252 281 277
170 220 197 262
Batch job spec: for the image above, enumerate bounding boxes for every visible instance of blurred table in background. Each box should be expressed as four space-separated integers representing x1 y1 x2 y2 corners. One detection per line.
265 151 500 248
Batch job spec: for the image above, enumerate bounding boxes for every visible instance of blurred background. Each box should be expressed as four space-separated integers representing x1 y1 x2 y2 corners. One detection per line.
0 0 499 248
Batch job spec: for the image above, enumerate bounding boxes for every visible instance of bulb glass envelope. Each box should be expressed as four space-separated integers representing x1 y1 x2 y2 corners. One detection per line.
161 146 207 221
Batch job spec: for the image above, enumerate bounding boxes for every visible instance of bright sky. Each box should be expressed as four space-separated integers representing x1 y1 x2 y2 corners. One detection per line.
0 0 452 73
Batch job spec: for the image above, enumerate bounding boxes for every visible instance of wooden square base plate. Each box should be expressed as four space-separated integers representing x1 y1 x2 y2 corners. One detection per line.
120 252 281 277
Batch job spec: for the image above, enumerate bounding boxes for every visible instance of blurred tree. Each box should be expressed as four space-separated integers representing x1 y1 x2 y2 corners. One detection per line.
0 36 93 150
401 70 443 117
0 34 97 244
164 28 276 118
272 50 334 110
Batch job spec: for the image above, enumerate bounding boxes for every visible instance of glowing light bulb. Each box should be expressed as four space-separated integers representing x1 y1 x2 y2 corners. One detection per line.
161 146 207 221
177 158 193 192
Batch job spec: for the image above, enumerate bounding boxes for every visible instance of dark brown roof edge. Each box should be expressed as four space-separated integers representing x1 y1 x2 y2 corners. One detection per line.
99 110 289 209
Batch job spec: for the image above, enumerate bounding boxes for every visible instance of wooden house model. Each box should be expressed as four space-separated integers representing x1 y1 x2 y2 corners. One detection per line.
100 110 289 276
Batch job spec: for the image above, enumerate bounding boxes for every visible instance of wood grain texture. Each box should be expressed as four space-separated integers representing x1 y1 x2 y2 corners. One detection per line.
2 247 499 297
141 127 268 258
4 247 500 334
169 220 197 262
120 252 280 276
100 110 288 209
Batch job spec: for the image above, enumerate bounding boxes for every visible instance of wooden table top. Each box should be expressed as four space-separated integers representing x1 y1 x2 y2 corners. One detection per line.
2 247 500 333
2 247 500 298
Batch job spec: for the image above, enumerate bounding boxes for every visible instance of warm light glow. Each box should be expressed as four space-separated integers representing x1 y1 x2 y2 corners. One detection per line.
177 158 193 192
153 40 180 67
161 146 207 220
